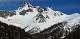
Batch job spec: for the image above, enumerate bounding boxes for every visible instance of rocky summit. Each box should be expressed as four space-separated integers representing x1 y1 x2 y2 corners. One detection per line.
0 2 80 39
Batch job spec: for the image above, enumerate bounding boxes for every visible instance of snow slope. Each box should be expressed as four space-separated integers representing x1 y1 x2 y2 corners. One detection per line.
0 3 80 34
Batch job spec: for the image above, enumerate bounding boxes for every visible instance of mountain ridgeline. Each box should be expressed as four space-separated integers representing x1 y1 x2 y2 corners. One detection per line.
0 21 80 39
0 2 80 39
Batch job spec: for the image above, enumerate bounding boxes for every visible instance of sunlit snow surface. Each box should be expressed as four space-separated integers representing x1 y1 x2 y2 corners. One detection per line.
0 3 80 34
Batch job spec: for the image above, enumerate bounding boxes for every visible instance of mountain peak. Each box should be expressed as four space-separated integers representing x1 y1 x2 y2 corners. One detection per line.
0 2 80 35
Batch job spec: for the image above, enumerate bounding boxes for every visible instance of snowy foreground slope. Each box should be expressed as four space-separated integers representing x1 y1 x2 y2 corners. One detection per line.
0 3 80 39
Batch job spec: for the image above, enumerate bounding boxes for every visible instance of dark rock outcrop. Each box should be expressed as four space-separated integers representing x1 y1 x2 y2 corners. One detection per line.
0 21 33 39
32 22 67 39
0 21 80 39
64 24 80 39
0 11 16 18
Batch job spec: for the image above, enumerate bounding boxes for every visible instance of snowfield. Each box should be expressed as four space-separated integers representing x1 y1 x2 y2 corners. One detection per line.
0 3 80 34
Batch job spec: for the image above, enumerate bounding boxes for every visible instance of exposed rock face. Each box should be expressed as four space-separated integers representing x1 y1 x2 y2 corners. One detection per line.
63 24 80 39
0 2 80 39
31 22 67 39
0 11 16 18
0 20 80 39
30 22 80 39
0 21 34 39
34 13 46 23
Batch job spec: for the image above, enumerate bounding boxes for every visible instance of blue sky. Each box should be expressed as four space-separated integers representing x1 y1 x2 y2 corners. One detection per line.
0 0 21 11
0 0 80 14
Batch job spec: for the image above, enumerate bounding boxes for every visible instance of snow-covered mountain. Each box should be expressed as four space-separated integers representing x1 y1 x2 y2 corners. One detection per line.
0 3 80 39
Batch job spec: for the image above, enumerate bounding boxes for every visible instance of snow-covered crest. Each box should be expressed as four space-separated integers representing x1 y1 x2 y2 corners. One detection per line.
0 2 80 35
